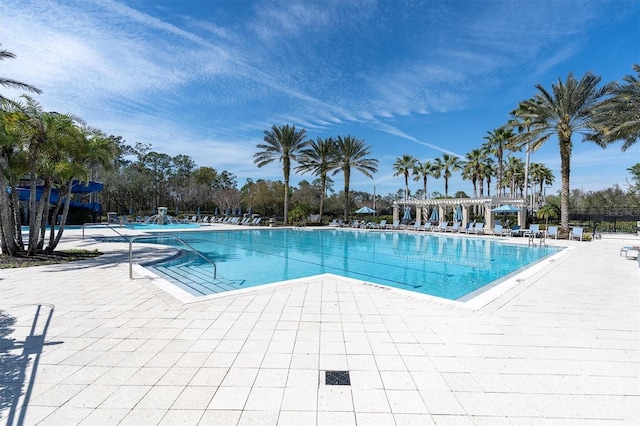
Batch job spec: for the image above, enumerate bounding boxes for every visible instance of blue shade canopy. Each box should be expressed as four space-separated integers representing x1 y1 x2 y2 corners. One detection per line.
355 206 376 214
429 207 439 221
492 205 520 213
454 205 463 221
402 206 411 220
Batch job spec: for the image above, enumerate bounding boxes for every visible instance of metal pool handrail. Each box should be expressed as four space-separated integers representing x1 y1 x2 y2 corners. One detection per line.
82 222 126 240
128 234 217 280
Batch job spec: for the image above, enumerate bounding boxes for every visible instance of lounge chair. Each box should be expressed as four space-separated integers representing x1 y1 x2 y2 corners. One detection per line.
329 219 339 227
510 225 523 237
446 222 460 232
433 221 448 232
546 226 558 239
423 222 432 232
490 224 509 237
569 226 584 241
471 222 484 234
391 220 400 230
524 224 541 237
374 219 387 229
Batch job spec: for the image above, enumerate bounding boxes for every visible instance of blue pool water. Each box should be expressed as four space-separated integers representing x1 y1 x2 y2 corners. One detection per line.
124 223 200 230
140 229 560 300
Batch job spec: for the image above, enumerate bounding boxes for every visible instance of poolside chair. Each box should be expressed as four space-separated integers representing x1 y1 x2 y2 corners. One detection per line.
412 220 422 231
329 219 339 227
569 226 584 241
490 224 509 237
524 224 541 237
251 217 262 226
546 226 558 239
374 219 387 229
423 222 432 232
435 221 448 232
391 220 400 230
446 222 460 232
471 222 484 234
510 225 523 237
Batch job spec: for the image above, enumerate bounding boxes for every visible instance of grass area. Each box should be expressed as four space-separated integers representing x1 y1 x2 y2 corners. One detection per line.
0 249 102 269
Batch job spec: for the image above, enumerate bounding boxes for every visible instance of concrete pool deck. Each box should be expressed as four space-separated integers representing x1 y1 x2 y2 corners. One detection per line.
1 226 638 425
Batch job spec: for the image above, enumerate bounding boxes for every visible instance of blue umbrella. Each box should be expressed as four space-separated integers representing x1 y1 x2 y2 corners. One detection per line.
454 205 463 221
402 206 411 220
429 207 439 221
355 206 376 214
248 206 252 216
214 207 219 216
175 206 179 216
197 207 200 216
238 206 242 216
226 208 230 216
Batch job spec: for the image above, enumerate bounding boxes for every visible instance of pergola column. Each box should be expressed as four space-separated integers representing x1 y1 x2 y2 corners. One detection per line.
484 205 494 230
462 206 470 228
438 206 445 223
393 205 399 224
416 207 422 224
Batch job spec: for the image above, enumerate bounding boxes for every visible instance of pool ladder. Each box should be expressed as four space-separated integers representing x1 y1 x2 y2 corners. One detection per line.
528 232 547 247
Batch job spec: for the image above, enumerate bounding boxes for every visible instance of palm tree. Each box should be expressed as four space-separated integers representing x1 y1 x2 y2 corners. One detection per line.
412 160 436 200
461 149 487 199
0 44 41 102
537 204 558 229
483 126 514 196
332 135 378 221
434 153 462 197
295 137 337 222
254 124 309 225
591 64 640 151
503 156 525 197
392 155 417 201
510 71 613 235
529 162 555 208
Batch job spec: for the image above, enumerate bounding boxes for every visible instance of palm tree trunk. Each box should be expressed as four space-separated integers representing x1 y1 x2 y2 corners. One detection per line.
422 177 427 200
319 174 326 222
0 172 20 255
559 138 571 235
343 168 350 222
283 159 290 225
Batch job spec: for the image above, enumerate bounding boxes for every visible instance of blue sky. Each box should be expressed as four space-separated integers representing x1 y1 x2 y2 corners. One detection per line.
1 0 638 198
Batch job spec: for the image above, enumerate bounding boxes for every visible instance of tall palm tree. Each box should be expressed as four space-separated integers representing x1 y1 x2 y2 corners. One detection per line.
529 162 555 207
479 157 495 197
254 124 309 225
461 149 487 199
332 135 378 221
0 45 41 102
503 156 525 197
483 126 514 196
392 154 417 201
591 64 640 151
412 160 436 200
510 71 613 235
295 137 337 222
434 153 462 197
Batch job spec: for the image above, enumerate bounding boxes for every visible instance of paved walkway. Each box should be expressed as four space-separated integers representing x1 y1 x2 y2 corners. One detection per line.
1 227 638 425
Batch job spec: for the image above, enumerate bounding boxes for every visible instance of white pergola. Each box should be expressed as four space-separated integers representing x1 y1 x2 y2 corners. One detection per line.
393 197 527 230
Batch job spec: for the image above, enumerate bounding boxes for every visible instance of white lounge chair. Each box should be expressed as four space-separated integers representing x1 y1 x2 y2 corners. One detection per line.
524 224 541 237
446 222 460 232
546 226 558 239
471 222 484 234
569 227 584 241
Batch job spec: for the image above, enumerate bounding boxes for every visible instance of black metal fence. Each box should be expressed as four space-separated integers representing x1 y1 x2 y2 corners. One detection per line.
569 213 640 234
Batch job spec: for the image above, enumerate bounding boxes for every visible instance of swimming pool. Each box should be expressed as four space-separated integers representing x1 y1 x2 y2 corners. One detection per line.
140 228 560 300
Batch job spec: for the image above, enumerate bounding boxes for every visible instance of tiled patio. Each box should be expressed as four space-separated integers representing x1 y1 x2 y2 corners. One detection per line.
1 227 638 425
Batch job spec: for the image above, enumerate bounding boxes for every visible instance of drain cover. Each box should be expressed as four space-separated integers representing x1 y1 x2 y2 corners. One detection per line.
325 370 351 386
